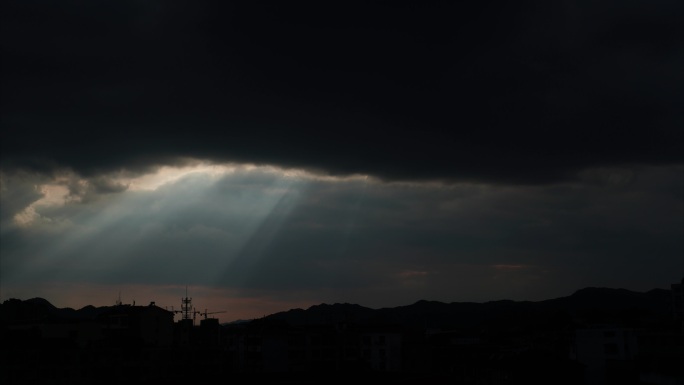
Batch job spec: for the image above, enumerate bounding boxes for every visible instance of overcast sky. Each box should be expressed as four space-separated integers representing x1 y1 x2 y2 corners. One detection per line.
1 1 682 322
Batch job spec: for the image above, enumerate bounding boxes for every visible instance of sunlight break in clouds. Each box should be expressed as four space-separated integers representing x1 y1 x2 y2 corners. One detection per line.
1 162 374 313
125 163 245 191
11 162 371 227
124 163 370 192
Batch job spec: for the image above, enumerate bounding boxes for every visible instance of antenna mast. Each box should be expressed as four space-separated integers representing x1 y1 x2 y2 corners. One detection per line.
181 285 193 322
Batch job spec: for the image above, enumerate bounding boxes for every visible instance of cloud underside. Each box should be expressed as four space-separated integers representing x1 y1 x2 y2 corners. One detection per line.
2 164 682 306
1 1 682 183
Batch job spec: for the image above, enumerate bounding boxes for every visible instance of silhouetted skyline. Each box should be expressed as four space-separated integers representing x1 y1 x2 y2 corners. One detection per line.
2 286 682 384
1 1 682 322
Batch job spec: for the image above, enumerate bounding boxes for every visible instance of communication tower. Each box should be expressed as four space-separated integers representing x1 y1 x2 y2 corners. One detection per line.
175 286 224 326
181 286 193 321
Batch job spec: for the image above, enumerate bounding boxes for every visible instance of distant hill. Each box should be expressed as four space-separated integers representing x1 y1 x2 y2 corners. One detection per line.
264 287 674 330
221 319 253 326
1 287 674 329
0 298 121 323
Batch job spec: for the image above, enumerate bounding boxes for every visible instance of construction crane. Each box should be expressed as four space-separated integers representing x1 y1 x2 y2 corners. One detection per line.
201 309 226 320
168 305 182 316
170 306 203 323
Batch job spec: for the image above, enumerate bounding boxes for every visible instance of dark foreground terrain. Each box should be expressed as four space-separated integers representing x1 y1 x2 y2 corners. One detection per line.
2 287 683 385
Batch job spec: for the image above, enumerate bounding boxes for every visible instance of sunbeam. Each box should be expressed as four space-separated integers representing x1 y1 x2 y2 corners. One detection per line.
217 175 305 289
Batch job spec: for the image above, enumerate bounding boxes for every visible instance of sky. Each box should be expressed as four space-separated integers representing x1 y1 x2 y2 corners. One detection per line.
1 1 682 323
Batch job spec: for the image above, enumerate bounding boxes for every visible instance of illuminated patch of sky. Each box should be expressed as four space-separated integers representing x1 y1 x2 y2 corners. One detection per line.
0 163 681 310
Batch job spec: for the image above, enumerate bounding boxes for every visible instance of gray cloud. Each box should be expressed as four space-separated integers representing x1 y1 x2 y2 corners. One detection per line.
63 175 130 204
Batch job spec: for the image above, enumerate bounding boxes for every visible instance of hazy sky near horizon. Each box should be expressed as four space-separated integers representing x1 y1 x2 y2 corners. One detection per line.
1 1 682 322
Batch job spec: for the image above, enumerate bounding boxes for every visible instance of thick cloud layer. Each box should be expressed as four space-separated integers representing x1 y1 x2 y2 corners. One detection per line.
2 1 682 182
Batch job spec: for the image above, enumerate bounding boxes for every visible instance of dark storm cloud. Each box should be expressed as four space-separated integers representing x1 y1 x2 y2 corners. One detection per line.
2 165 681 305
2 1 682 182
